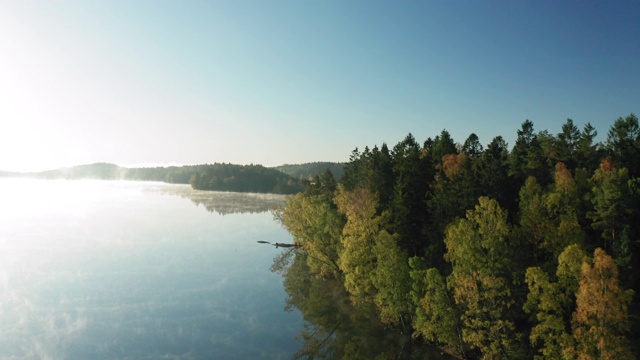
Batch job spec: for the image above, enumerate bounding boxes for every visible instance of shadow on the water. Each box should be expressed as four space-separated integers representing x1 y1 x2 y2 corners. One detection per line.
271 249 454 360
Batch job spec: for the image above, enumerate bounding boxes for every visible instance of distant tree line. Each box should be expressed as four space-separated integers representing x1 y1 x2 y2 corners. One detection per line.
275 114 640 359
14 162 307 195
188 163 303 194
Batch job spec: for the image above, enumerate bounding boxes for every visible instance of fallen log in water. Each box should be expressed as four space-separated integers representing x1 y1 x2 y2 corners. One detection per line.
274 243 298 248
256 240 298 248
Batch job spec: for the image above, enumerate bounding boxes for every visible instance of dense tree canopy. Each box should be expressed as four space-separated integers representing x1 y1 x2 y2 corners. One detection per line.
274 162 345 181
275 113 638 359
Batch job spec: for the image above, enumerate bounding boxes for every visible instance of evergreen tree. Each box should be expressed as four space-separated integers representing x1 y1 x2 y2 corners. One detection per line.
606 113 640 178
555 118 581 170
427 130 458 165
462 133 484 158
576 122 601 175
426 152 481 268
389 133 429 253
518 164 587 271
588 160 632 255
544 164 587 261
517 176 551 266
510 120 550 188
476 136 514 213
368 144 394 211
342 147 363 190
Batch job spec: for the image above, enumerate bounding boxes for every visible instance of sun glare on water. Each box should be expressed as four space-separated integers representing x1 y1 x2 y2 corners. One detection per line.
0 179 144 272
0 179 106 218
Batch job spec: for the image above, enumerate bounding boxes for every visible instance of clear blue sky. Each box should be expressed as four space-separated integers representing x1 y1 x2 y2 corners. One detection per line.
1 0 638 172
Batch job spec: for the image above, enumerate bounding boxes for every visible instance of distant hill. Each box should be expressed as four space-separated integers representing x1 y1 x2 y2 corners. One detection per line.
0 171 21 178
35 163 125 180
3 162 303 194
273 162 345 180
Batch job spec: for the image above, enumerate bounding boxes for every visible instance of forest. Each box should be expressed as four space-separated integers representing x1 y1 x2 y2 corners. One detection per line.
274 162 345 180
275 114 639 359
187 163 303 194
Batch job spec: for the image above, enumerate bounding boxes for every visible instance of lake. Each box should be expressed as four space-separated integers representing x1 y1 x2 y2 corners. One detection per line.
0 179 451 359
0 179 302 359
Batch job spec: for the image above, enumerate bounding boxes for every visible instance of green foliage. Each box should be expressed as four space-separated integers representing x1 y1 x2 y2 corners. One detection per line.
518 176 551 254
424 130 458 166
412 267 466 357
302 169 338 197
510 119 550 188
275 114 640 359
389 133 430 252
340 145 394 210
576 122 601 174
556 244 588 300
606 113 640 178
275 193 344 278
524 266 572 359
452 271 517 359
334 185 381 305
444 197 520 358
588 160 634 262
428 153 479 232
444 197 511 276
189 163 303 194
278 252 452 359
555 118 581 169
335 184 415 326
462 133 484 158
274 162 345 181
518 164 587 272
476 136 513 212
371 231 412 325
524 246 635 360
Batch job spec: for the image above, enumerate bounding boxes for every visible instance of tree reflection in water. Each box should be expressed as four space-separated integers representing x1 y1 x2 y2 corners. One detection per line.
271 250 453 360
151 184 286 215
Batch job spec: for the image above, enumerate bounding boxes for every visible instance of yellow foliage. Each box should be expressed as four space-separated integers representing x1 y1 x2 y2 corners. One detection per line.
572 248 634 360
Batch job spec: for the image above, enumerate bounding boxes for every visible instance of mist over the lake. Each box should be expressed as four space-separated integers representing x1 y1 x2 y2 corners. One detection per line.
0 180 301 359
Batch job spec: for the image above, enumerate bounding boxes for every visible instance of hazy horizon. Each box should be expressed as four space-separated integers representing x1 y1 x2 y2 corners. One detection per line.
0 160 347 174
2 1 638 172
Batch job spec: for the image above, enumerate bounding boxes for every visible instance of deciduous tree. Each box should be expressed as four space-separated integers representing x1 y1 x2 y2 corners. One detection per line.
444 197 519 358
572 248 634 359
412 267 466 358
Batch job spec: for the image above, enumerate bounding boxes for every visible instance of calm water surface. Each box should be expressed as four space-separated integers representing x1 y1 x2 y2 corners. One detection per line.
0 179 302 359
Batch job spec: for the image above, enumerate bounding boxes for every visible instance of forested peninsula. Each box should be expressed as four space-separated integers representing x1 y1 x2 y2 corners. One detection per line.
275 114 640 359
